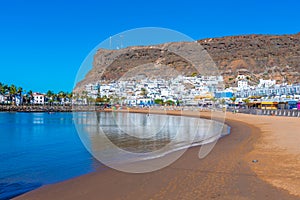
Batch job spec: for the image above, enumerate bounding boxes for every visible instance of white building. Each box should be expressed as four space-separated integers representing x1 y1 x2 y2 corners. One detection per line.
33 93 45 104
82 75 226 106
237 80 248 90
258 79 276 88
85 83 100 98
161 89 169 97
0 94 4 104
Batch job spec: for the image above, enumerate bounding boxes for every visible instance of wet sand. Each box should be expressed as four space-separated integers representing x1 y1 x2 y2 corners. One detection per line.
15 110 300 200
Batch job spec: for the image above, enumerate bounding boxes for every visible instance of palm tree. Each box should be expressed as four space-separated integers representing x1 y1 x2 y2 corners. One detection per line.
101 95 109 103
165 100 175 106
120 96 126 106
0 82 3 95
3 84 9 95
46 90 54 98
58 91 66 98
220 98 226 105
230 97 237 103
22 91 29 105
242 98 250 104
242 98 250 108
16 87 23 105
9 84 17 105
17 87 22 94
28 90 33 104
57 91 67 105
140 88 148 98
46 90 55 105
66 92 72 100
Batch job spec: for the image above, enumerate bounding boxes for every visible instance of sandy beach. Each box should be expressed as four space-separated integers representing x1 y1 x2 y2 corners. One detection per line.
15 110 300 200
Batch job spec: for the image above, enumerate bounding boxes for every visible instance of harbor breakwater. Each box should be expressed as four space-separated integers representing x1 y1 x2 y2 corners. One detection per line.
0 105 106 112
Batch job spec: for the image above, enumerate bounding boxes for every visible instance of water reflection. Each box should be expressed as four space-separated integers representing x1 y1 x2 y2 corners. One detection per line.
74 112 228 167
32 113 45 124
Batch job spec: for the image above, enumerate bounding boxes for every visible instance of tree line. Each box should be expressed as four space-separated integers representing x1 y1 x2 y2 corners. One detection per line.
0 82 72 105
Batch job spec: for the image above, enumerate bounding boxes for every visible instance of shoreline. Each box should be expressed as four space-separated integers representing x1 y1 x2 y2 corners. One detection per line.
15 110 300 199
1 105 300 119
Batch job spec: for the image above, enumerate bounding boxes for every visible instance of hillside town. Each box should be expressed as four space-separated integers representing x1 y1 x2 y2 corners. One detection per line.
1 74 300 111
76 74 300 111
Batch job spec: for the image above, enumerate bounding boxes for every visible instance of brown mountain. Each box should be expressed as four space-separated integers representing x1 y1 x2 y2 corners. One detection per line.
74 33 300 92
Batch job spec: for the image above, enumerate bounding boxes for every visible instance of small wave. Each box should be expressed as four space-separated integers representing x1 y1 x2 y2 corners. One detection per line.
109 124 231 165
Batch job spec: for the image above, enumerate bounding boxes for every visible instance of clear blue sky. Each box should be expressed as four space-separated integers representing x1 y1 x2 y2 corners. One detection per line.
0 0 299 93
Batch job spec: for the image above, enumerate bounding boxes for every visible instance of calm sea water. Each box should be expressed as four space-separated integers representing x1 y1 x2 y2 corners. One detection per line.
74 112 228 172
0 112 100 200
0 111 228 199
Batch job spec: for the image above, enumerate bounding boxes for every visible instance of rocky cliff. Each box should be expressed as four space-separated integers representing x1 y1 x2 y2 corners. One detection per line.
198 33 300 85
74 33 300 92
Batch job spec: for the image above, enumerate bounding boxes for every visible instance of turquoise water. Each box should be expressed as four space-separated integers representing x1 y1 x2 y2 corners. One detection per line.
0 112 100 200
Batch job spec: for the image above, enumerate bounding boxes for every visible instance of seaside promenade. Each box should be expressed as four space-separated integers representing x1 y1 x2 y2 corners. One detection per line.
14 109 300 200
